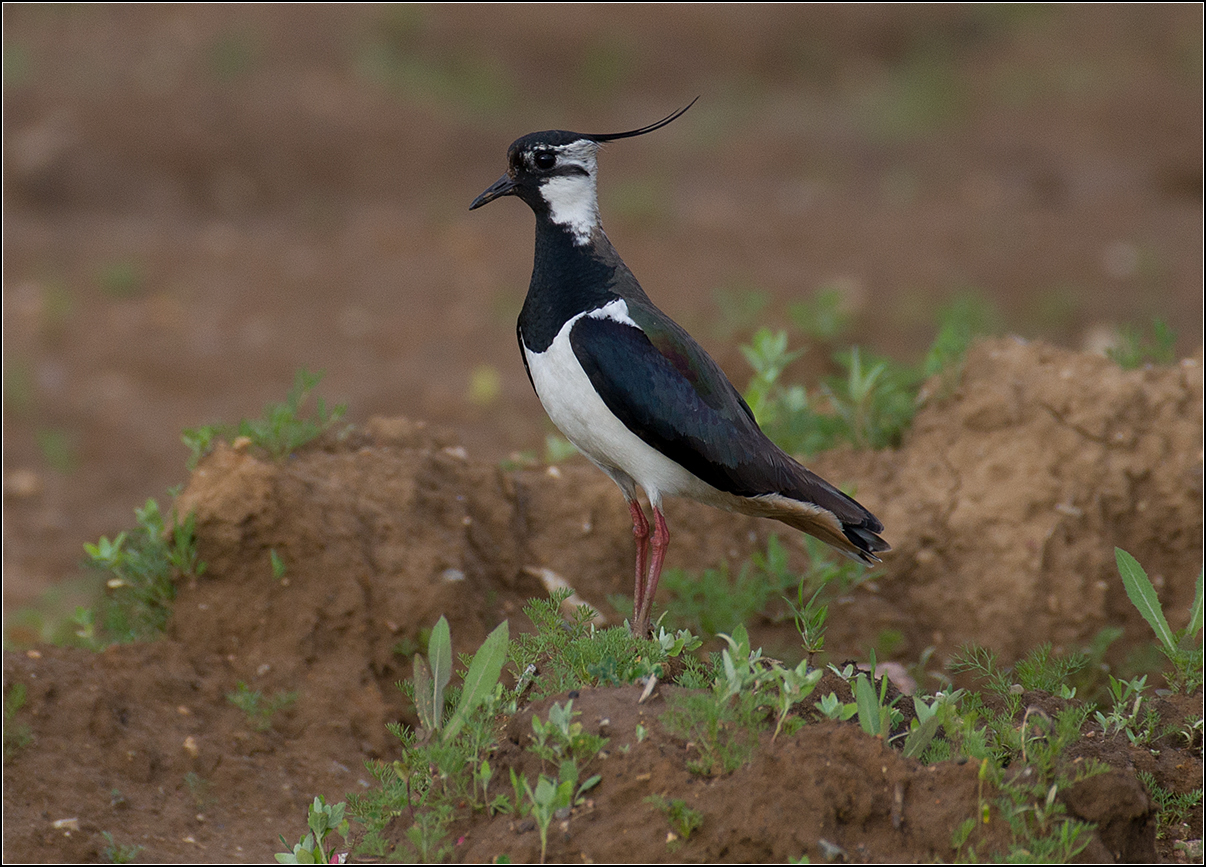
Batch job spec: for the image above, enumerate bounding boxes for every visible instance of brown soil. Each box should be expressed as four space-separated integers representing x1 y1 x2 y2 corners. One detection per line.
3 5 1202 864
4 339 1203 863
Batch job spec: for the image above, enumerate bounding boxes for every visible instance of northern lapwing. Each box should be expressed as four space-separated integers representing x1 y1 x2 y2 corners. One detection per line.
471 101 889 637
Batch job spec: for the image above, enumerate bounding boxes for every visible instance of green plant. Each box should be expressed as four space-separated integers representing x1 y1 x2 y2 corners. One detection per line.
403 804 453 863
952 707 1101 862
182 368 347 467
821 346 919 450
276 796 349 864
529 699 608 769
815 691 858 722
662 535 798 637
523 762 601 864
1115 548 1202 693
4 683 32 760
853 654 904 740
1136 770 1203 839
348 617 512 857
1092 674 1168 747
785 535 873 661
768 656 823 741
950 643 1088 722
922 293 1000 386
742 292 996 457
510 590 691 698
83 498 205 645
226 682 298 732
646 794 704 847
183 771 215 811
661 625 770 775
100 831 144 864
788 284 854 343
899 689 965 760
1107 318 1176 368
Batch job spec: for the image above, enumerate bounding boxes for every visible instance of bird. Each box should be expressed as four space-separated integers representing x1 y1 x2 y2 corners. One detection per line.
470 100 889 637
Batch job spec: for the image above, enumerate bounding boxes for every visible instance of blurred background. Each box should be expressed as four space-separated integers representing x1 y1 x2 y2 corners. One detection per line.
3 5 1201 615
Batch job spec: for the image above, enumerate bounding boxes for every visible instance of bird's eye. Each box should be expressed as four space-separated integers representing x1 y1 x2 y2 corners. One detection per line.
533 151 556 170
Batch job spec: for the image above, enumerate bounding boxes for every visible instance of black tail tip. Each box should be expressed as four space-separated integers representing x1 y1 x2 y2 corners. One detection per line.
844 525 891 565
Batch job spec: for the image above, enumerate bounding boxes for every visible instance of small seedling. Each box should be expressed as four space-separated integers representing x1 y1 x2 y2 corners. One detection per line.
100 831 144 864
183 771 215 811
523 762 601 864
83 498 205 645
270 549 287 579
853 664 902 739
442 619 509 743
1137 770 1203 838
815 691 858 722
529 699 608 768
662 625 770 776
4 683 33 760
788 284 854 343
276 796 349 864
226 681 298 732
403 804 453 863
646 794 704 847
898 690 965 759
769 657 823 740
1107 318 1176 369
509 589 688 698
183 368 347 466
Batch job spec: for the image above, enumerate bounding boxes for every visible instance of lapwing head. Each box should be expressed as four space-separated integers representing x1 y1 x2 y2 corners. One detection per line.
470 98 698 245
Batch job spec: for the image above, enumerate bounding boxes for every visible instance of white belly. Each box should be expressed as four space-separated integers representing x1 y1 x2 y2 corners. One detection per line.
525 311 720 509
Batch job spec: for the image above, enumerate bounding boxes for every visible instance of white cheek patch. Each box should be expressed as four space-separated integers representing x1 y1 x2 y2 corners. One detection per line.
541 174 599 245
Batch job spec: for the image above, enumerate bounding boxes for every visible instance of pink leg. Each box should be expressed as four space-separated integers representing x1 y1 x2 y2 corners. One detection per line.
633 506 669 637
628 499 650 630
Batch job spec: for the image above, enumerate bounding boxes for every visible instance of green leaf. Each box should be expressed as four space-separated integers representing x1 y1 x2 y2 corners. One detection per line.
413 653 436 731
442 620 509 743
854 673 881 738
428 615 453 720
902 711 941 759
1186 568 1203 646
1116 548 1176 653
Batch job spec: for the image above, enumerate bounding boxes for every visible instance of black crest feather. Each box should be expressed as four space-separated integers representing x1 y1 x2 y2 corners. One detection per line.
583 97 699 143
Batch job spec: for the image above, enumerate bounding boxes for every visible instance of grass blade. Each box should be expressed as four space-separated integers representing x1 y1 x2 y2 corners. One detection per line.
1115 548 1175 653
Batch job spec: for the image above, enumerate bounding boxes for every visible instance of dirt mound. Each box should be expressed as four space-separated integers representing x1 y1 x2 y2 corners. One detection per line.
864 337 1203 661
3 339 1201 862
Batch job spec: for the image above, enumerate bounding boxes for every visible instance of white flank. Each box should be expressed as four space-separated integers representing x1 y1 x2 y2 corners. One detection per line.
526 311 730 510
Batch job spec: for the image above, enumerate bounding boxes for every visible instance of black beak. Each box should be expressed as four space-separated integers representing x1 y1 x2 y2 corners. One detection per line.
470 173 517 210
